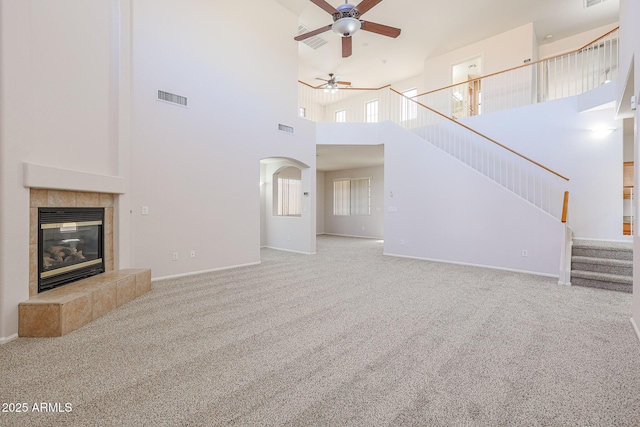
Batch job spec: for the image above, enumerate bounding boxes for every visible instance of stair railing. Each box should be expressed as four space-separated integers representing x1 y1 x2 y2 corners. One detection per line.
389 88 570 220
417 27 619 118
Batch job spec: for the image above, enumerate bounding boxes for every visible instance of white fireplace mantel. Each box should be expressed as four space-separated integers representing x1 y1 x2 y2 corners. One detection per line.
23 162 126 194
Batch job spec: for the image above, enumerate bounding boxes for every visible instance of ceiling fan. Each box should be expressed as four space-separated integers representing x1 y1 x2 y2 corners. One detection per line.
315 73 351 92
294 0 401 58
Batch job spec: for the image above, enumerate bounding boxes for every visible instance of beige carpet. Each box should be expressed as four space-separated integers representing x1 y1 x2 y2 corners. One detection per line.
1 235 639 426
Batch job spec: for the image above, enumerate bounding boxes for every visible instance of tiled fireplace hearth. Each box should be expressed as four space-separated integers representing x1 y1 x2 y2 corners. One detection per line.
20 189 151 337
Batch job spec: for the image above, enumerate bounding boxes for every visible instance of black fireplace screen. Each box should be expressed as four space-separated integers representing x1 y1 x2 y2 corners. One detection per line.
38 207 105 292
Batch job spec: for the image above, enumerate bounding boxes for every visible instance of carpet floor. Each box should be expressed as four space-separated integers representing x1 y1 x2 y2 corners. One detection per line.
1 235 639 426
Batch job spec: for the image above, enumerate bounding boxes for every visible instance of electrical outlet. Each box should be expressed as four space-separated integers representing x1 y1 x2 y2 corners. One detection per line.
522 249 528 257
190 250 196 258
142 206 149 215
172 252 178 261
400 239 405 246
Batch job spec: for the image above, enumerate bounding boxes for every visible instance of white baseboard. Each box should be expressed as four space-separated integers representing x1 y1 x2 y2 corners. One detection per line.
322 233 383 240
262 246 316 255
383 252 559 279
0 334 18 345
152 261 261 282
631 318 640 343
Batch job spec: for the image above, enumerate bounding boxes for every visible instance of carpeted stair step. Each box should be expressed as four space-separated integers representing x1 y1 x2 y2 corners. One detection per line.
570 256 633 276
570 270 633 293
572 240 633 261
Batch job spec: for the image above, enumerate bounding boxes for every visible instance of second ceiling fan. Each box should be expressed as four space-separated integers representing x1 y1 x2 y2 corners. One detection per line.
295 0 401 58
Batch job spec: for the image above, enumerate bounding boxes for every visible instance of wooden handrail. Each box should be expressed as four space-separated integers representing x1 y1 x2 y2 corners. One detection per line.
418 26 619 97
561 191 569 223
390 88 570 181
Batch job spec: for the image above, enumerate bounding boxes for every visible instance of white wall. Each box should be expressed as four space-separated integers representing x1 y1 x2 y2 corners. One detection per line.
129 0 316 277
423 24 536 93
0 0 317 341
261 159 315 254
539 23 619 59
0 0 124 342
381 121 564 276
461 87 624 241
618 0 640 335
317 171 325 234
323 165 384 239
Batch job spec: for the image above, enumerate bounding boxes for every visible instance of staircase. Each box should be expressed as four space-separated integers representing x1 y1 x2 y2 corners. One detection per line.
571 239 633 293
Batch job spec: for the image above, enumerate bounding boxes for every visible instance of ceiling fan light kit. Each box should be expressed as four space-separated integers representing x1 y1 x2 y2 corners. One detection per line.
332 17 361 37
294 0 401 58
332 3 361 36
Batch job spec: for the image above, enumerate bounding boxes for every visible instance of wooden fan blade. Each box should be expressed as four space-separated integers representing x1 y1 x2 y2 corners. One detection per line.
310 0 339 14
355 0 383 15
342 36 353 58
361 21 401 38
294 24 332 41
336 81 351 86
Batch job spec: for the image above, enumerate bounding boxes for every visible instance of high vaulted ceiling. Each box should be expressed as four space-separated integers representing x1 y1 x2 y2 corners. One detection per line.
276 0 620 89
276 0 620 171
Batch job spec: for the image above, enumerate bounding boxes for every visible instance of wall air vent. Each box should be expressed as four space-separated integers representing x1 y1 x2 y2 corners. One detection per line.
584 0 606 8
298 25 328 50
278 124 294 135
157 90 188 107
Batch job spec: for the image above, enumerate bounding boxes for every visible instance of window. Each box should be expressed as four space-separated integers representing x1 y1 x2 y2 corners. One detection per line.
333 178 371 216
365 100 379 123
299 106 306 118
335 109 346 123
277 178 301 216
274 166 302 216
402 88 417 121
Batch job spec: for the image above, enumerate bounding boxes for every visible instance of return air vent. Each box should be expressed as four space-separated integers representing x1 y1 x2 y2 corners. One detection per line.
157 90 188 107
298 25 328 50
278 124 294 134
584 0 607 8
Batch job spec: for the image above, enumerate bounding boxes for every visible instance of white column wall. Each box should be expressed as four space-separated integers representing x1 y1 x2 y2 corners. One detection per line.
0 0 124 342
128 0 316 278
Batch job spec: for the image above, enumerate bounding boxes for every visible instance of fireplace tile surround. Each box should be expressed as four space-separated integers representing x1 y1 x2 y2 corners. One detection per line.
29 189 115 296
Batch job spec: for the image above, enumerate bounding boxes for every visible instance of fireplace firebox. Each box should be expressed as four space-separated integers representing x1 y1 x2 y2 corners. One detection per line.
38 207 105 293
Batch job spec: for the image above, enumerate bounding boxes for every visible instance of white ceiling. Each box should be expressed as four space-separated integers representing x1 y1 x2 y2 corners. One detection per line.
317 144 384 171
278 0 619 88
276 0 620 171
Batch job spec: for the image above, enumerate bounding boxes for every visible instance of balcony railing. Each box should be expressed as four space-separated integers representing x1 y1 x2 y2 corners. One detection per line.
416 27 619 118
293 28 626 220
297 81 569 219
